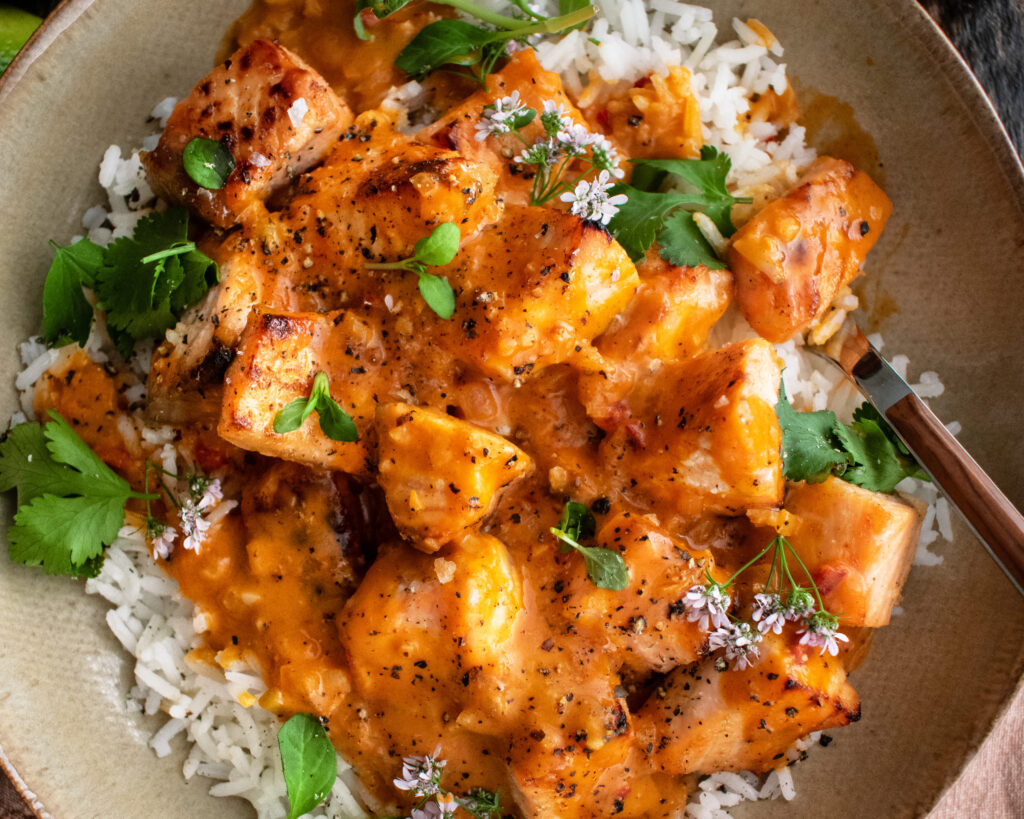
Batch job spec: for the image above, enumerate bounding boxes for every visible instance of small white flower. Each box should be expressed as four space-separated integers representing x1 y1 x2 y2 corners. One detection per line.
393 751 445 798
708 621 762 670
589 134 625 179
149 523 177 560
189 475 223 510
783 588 816 622
515 139 553 166
540 99 573 137
555 122 595 157
179 499 211 552
412 794 458 819
680 581 732 631
559 170 628 226
751 592 786 635
475 91 528 141
797 612 849 656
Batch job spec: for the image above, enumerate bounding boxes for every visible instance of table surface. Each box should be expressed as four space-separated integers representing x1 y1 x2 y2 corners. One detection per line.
1 1 1022 817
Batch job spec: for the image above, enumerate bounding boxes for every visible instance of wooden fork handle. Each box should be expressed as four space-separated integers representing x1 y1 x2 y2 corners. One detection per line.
886 392 1024 594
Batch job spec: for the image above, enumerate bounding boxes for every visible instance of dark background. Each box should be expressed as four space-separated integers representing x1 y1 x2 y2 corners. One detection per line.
0 0 1021 817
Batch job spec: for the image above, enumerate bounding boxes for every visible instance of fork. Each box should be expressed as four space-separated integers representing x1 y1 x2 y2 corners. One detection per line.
815 321 1024 595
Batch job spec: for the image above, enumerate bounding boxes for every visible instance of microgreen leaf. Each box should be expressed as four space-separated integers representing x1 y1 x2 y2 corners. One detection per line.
0 411 153 577
41 238 103 347
183 137 235 190
395 20 496 81
657 210 727 270
273 372 359 443
414 222 461 266
551 501 628 590
581 546 630 590
273 397 311 434
317 397 359 443
417 272 456 320
278 713 337 819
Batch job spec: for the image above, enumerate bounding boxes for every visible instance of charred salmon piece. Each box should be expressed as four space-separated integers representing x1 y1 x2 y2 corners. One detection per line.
782 476 922 627
638 630 860 775
219 308 395 476
419 49 611 205
580 250 733 420
375 402 533 553
558 512 720 676
143 39 352 229
432 205 639 381
728 156 892 343
599 338 784 518
278 110 500 300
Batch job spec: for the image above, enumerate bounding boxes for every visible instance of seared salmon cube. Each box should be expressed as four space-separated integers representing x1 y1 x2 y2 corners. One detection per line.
144 40 352 228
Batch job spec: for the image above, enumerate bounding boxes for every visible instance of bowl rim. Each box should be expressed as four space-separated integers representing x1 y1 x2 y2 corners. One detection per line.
0 1 1022 817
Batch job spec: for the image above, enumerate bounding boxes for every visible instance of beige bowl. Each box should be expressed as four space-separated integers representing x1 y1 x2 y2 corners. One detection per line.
1 1 1022 817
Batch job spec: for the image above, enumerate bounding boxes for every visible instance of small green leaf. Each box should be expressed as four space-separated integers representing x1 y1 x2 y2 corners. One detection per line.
394 20 496 80
273 397 311 434
317 398 359 443
606 187 710 262
658 210 727 270
775 382 849 483
418 272 456 320
414 222 461 266
278 713 337 819
41 238 103 347
557 501 595 544
582 547 629 590
183 137 235 190
43 410 131 494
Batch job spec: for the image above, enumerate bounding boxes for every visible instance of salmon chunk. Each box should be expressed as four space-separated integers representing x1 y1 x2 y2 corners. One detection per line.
782 477 922 627
219 309 390 475
144 39 352 228
729 157 892 342
375 402 533 553
559 513 721 675
434 205 639 380
600 339 784 517
639 631 860 775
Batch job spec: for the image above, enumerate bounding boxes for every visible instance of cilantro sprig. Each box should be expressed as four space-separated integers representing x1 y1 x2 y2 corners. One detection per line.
356 0 594 87
777 383 928 493
607 146 752 269
550 501 628 590
41 208 219 356
0 411 158 577
278 713 337 819
365 222 459 319
273 372 358 443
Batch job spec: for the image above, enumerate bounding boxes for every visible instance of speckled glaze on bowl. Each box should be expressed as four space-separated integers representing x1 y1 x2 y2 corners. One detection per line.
1 1 1022 817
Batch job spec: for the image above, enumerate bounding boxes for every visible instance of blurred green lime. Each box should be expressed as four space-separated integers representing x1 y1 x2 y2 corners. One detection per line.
0 5 43 74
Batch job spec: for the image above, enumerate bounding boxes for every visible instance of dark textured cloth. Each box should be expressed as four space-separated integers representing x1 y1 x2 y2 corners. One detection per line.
1 2 1021 817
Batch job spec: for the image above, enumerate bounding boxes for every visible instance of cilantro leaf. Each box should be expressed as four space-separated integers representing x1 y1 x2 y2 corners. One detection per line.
91 209 219 350
658 210 727 270
836 405 929 492
607 147 750 264
0 411 148 577
41 238 103 346
278 713 337 819
775 382 849 483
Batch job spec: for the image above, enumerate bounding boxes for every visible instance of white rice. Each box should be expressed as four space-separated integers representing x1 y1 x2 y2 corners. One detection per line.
8 3 958 817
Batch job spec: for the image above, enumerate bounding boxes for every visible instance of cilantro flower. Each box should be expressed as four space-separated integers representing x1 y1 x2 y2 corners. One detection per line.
148 520 177 561
475 91 529 140
708 620 762 670
559 170 628 226
515 139 553 166
681 580 731 631
751 592 786 635
178 476 222 553
555 122 595 157
797 611 849 656
540 100 573 137
589 134 625 179
412 794 458 819
784 587 816 622
189 474 223 509
393 751 445 798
